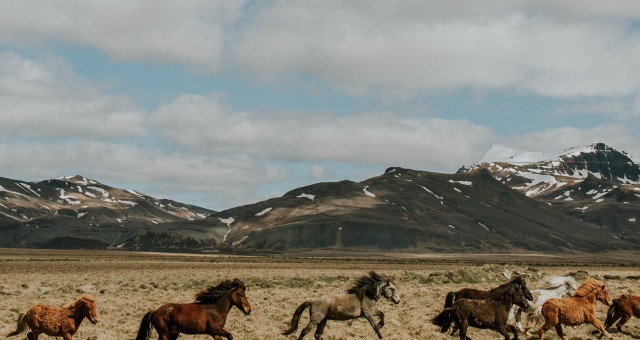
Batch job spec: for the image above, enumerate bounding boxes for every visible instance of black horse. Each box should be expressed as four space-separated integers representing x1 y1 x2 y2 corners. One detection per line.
433 278 531 340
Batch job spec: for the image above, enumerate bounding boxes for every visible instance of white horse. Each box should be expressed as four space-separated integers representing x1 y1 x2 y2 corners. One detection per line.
509 275 577 334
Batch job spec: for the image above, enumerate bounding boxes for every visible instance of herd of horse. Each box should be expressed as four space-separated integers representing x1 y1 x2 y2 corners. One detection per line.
4 271 640 339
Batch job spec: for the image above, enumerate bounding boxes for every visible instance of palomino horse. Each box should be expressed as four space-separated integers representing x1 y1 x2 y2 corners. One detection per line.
510 275 577 334
444 276 533 334
135 278 251 340
538 277 613 340
282 271 400 339
600 294 640 335
433 277 530 340
6 294 99 339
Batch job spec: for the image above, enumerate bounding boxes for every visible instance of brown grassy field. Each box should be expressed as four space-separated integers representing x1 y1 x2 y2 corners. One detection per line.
1 249 639 339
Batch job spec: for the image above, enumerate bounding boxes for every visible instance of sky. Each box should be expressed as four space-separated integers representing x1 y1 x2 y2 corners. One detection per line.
1 1 640 211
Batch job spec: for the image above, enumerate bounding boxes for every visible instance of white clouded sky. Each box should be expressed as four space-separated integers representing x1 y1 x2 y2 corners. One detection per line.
1 1 639 210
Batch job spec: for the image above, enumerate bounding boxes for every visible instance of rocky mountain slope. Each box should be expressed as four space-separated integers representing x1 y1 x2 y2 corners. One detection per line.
1 142 637 254
0 175 214 249
459 142 640 245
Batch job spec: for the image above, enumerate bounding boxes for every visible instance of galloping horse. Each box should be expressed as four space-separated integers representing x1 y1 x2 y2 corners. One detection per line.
444 276 533 334
6 294 99 339
538 277 613 340
600 294 640 335
510 275 577 334
135 278 251 340
444 276 533 308
433 278 530 340
282 271 400 339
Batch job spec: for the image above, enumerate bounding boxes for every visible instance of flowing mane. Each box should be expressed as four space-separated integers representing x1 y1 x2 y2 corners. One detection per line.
64 294 95 308
574 278 606 298
194 278 245 304
347 271 391 300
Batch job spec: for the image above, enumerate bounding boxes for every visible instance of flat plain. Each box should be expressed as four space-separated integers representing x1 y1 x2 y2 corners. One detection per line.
1 249 639 339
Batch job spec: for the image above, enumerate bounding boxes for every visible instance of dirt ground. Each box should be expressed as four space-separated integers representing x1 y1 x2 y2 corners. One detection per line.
0 249 639 339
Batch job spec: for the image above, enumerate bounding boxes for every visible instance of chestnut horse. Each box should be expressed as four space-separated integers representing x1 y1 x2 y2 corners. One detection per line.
601 294 640 335
135 278 251 340
6 294 99 339
433 278 530 340
538 277 613 340
282 271 400 339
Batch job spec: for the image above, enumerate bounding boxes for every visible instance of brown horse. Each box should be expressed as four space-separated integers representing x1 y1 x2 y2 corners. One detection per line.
444 276 533 334
433 278 530 340
538 277 613 340
444 276 533 308
6 294 99 340
601 294 640 335
135 278 251 340
282 271 400 339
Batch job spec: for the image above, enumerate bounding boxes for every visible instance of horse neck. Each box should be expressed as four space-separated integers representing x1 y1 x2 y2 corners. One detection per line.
66 302 85 328
212 291 233 317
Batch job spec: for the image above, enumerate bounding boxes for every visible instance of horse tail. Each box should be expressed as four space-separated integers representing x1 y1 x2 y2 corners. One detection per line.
6 313 27 337
135 311 154 340
604 298 620 329
444 291 456 308
281 301 311 335
432 308 455 333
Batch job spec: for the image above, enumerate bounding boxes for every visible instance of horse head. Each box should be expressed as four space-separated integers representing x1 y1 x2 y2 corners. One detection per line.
78 295 99 324
229 279 252 315
512 285 530 310
513 276 533 301
595 283 613 306
380 280 400 304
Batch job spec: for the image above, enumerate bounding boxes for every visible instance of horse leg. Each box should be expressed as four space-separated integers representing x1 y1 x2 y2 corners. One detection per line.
553 324 566 340
616 313 632 333
457 321 470 340
313 318 327 340
587 313 613 339
169 334 180 340
211 329 233 340
27 332 38 340
297 320 318 340
507 323 519 340
363 313 384 339
374 309 385 328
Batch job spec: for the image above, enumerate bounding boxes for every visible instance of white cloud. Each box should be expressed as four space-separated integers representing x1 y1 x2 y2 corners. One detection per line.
149 92 497 171
0 0 244 73
231 1 640 99
503 124 640 161
0 52 146 139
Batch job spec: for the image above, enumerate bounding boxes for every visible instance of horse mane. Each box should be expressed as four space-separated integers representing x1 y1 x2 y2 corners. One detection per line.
194 278 245 304
491 276 525 293
347 271 391 300
574 278 606 297
64 294 95 309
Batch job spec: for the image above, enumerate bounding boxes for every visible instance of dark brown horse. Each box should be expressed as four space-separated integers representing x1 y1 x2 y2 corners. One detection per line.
444 276 533 308
433 278 530 339
135 278 251 340
538 277 613 340
444 276 533 334
600 294 640 335
282 271 400 339
6 294 99 339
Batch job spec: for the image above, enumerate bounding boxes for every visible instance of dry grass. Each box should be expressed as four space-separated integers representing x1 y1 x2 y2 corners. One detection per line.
0 249 639 339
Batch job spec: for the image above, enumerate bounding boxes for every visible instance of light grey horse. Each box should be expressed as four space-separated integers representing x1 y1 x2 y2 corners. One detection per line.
510 275 577 334
282 271 400 339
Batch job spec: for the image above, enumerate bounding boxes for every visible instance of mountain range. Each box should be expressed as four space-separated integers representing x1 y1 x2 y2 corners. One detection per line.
1 142 638 254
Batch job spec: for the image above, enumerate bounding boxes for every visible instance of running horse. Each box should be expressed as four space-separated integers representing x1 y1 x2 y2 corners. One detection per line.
510 275 577 334
433 277 530 340
281 271 400 339
598 293 640 335
135 278 251 340
6 294 99 339
444 276 533 334
538 277 613 340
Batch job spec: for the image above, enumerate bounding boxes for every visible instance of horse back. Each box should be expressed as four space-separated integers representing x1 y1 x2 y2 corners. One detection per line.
542 297 595 326
617 294 640 317
153 302 225 334
25 305 74 336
